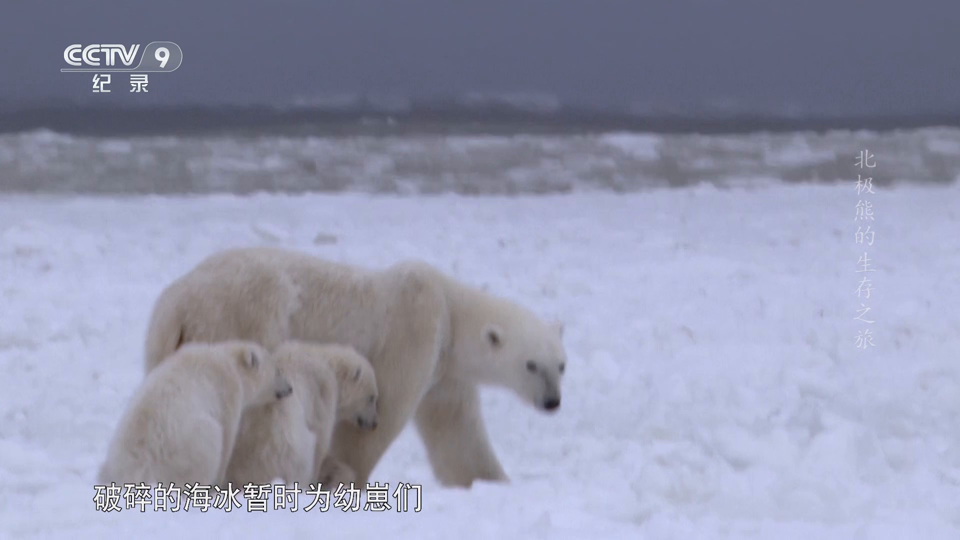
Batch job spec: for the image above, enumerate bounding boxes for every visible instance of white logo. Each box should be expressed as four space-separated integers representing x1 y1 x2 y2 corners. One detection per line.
64 44 140 68
61 41 182 73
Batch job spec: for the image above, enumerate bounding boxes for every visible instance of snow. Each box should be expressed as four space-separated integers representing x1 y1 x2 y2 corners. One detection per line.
0 183 958 539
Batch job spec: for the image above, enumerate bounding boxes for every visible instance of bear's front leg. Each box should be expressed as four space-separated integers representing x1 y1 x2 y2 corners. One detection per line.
414 377 509 488
329 380 421 489
316 457 357 490
329 318 446 488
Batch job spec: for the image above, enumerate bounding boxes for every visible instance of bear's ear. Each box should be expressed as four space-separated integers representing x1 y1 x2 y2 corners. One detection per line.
484 324 503 349
551 321 565 339
353 367 362 381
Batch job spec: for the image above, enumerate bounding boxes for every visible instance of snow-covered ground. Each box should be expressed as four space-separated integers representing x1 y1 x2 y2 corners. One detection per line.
1 183 958 539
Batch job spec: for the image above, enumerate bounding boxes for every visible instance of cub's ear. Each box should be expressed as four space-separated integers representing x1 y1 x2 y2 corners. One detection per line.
243 348 260 370
353 367 362 381
483 324 503 349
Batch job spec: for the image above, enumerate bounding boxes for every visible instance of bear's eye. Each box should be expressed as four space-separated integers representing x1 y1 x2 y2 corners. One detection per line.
526 360 537 373
559 363 565 374
368 395 376 404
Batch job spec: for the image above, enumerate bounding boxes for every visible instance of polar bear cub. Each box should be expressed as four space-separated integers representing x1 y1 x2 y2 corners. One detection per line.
97 341 294 487
225 341 379 488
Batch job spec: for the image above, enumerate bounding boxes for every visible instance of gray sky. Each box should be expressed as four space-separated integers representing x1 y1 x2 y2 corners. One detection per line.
2 0 957 115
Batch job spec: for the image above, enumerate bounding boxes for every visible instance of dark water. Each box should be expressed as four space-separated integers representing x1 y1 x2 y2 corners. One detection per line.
1 106 958 195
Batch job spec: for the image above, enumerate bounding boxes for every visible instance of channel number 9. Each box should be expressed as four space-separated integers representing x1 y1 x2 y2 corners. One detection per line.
155 47 170 69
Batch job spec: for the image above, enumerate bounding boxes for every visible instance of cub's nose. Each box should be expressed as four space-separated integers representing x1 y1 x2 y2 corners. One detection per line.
357 416 378 430
276 384 293 399
544 397 560 411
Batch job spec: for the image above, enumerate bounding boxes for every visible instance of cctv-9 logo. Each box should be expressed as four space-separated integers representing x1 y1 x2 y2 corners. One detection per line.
61 41 182 72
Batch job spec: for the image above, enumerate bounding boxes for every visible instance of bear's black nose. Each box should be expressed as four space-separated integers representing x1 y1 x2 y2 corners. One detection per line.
544 398 560 410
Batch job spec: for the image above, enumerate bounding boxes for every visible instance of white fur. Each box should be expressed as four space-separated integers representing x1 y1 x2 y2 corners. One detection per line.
224 341 378 488
144 247 568 488
97 341 292 487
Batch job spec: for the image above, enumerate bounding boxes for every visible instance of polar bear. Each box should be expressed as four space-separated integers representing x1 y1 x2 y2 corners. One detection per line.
97 340 294 487
144 247 567 488
224 341 379 488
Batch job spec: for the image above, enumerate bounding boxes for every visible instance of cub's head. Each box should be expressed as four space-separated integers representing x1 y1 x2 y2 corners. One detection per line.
476 310 567 414
231 342 294 406
327 346 379 431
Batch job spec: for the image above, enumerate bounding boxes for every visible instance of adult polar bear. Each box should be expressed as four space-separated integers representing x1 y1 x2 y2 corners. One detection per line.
144 247 568 489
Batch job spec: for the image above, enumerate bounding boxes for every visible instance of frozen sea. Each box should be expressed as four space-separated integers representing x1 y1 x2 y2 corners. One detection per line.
0 129 959 539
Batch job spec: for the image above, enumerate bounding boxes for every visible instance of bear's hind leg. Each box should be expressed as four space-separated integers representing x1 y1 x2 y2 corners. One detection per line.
414 378 508 488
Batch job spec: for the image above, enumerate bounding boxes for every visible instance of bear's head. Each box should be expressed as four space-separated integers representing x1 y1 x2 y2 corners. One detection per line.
467 306 567 414
328 346 379 431
232 342 294 406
